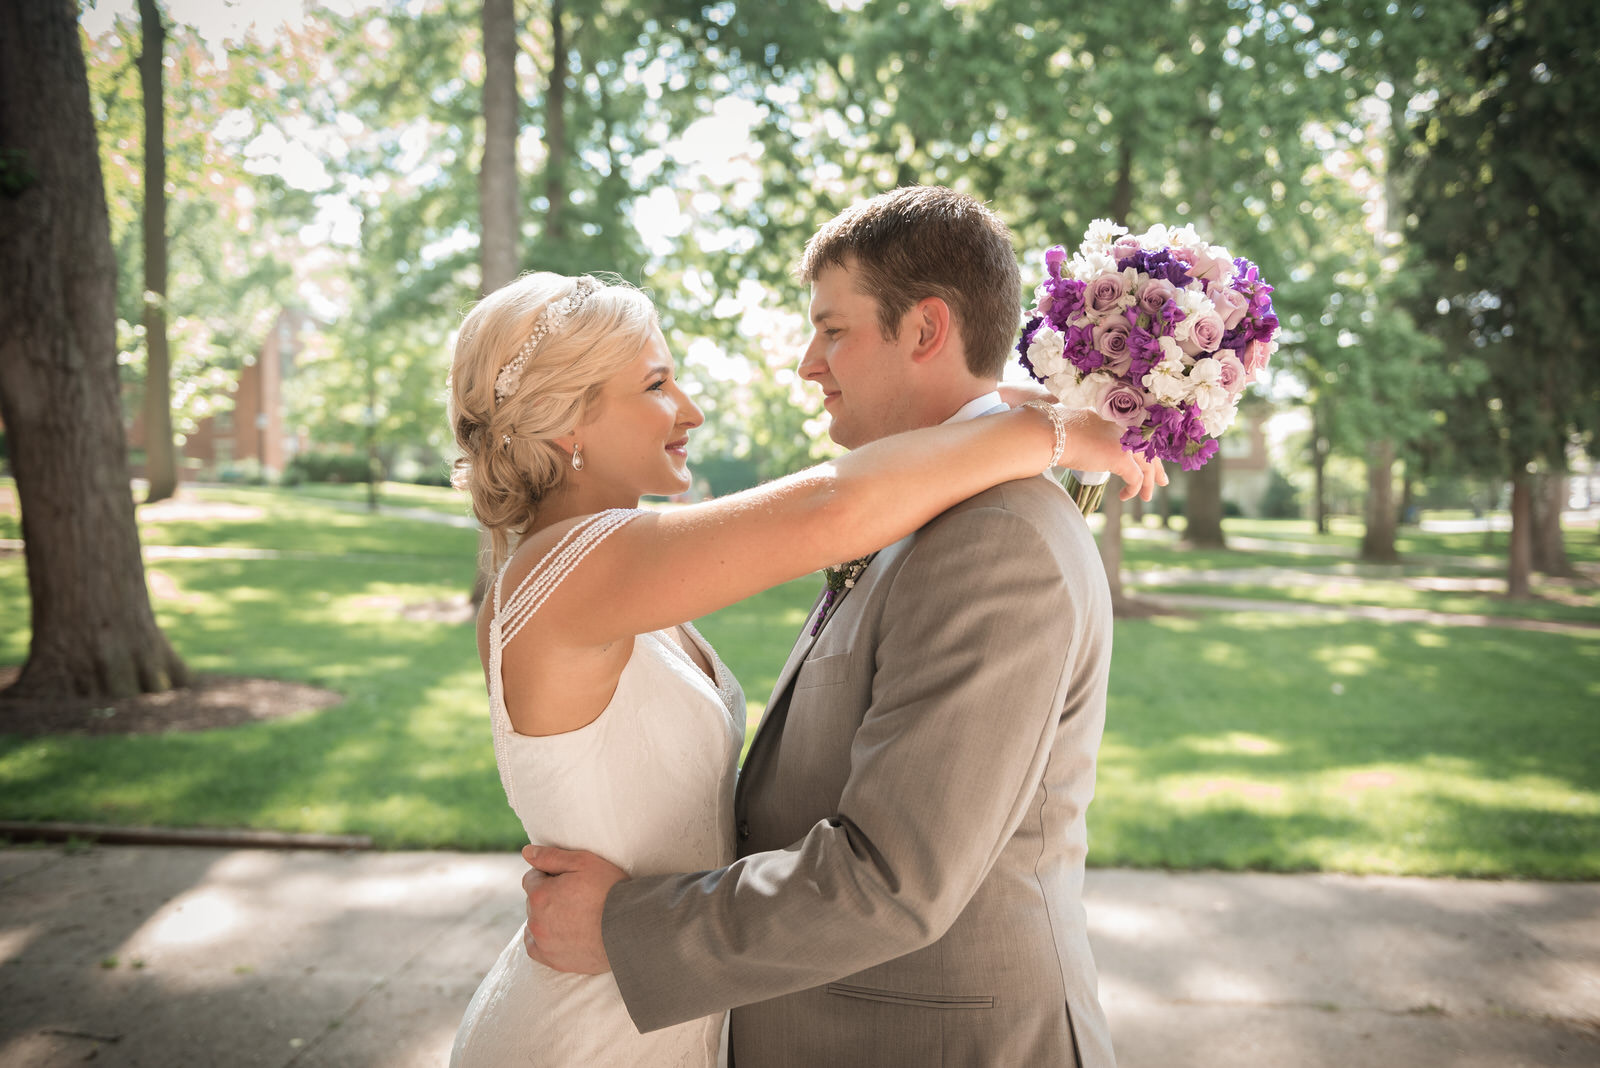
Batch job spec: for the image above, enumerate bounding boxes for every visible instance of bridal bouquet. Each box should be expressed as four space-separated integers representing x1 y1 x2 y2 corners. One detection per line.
1017 219 1279 514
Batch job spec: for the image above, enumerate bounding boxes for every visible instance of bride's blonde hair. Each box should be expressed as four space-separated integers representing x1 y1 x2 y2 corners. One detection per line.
449 272 656 568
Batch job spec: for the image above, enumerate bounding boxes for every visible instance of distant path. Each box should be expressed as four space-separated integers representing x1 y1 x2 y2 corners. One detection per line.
1134 592 1600 636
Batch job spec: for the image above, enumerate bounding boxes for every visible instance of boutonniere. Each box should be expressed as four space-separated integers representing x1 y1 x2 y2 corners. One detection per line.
812 555 873 636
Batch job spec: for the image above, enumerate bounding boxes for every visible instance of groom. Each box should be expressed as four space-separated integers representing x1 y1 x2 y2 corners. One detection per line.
522 186 1118 1066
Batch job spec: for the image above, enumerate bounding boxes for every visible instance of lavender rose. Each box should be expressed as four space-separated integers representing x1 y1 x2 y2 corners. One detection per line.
1112 236 1142 263
1207 282 1250 331
1097 380 1149 429
1180 309 1226 356
1094 317 1132 366
1136 278 1176 317
1215 350 1247 394
1085 273 1129 317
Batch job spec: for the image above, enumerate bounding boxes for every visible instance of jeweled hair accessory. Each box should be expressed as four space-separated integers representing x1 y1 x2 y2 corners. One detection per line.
493 276 602 403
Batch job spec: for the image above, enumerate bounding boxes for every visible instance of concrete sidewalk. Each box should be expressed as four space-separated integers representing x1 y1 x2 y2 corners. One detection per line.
2 845 1596 1067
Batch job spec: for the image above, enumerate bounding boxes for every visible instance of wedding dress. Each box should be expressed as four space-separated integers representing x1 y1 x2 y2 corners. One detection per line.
451 510 744 1067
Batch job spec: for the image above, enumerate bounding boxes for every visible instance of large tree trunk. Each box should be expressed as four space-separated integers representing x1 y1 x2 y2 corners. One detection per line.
472 0 521 607
1185 460 1226 548
1360 438 1399 562
138 0 176 503
543 0 567 244
1507 467 1533 599
0 0 188 704
1530 472 1573 577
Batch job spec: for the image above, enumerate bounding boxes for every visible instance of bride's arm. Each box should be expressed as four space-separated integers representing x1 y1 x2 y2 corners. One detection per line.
528 406 1157 648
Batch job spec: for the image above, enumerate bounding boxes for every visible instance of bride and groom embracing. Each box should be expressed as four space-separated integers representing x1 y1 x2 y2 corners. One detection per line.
447 186 1163 1067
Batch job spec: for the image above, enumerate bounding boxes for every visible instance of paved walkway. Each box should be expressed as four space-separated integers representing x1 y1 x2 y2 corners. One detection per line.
2 845 1595 1067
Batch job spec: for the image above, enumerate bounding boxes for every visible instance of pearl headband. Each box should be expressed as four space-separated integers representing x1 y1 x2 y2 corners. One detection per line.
493 276 602 404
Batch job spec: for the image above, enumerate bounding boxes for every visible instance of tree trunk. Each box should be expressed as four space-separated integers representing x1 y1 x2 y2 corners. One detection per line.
473 0 521 607
1311 403 1329 534
1398 470 1416 527
1098 478 1125 604
138 0 176 503
1531 473 1573 577
1185 460 1226 548
543 0 567 245
1507 467 1533 599
1158 483 1171 529
480 0 519 294
0 0 188 705
1359 439 1398 563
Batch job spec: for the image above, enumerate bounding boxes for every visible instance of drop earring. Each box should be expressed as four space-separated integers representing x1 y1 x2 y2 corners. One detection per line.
571 446 584 472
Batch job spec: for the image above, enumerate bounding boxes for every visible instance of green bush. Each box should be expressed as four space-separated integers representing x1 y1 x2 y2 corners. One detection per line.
285 450 379 484
1261 468 1302 519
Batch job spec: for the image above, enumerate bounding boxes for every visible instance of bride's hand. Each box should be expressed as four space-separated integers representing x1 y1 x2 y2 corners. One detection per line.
1054 408 1168 502
997 380 1055 409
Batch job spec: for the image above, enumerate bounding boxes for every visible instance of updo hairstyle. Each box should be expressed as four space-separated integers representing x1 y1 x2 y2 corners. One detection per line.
449 272 657 567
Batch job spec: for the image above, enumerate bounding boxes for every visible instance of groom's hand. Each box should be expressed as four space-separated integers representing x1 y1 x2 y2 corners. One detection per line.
521 845 625 974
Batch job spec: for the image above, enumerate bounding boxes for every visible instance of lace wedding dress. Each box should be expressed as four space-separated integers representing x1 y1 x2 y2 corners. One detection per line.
451 510 744 1067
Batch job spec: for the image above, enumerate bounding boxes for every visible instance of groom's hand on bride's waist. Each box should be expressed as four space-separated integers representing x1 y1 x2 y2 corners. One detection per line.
521 845 625 974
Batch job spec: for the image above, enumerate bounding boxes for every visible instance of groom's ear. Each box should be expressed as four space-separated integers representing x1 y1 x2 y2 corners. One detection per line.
906 296 951 365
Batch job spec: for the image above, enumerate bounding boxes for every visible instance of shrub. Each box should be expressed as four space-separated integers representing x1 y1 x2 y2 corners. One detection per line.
286 450 380 484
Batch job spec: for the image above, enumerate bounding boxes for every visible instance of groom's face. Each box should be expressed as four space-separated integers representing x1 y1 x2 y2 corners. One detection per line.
801 261 916 449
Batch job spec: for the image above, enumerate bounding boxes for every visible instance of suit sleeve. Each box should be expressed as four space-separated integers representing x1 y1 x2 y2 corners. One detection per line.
602 504 1088 1032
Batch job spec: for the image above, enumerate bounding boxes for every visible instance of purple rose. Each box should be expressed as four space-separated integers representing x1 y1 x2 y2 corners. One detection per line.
1085 274 1129 317
1094 318 1132 368
1097 381 1148 429
1137 278 1176 317
1207 282 1250 331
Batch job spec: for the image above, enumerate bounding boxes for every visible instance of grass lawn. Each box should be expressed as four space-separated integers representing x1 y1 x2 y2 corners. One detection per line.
1140 578 1600 625
1 485 1596 877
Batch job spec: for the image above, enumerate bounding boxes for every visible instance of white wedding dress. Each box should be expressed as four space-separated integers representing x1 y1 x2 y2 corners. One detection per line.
451 510 745 1067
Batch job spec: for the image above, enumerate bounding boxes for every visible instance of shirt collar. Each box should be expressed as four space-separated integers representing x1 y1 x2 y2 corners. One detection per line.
941 390 1005 425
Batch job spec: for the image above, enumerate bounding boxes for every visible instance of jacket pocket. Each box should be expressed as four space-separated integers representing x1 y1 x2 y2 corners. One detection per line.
794 652 853 691
824 982 994 1010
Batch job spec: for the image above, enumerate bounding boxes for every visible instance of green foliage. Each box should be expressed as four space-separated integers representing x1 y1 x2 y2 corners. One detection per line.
1408 0 1600 476
84 15 315 439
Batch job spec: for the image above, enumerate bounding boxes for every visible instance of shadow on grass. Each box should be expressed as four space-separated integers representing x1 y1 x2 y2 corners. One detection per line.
0 556 522 850
1093 613 1600 877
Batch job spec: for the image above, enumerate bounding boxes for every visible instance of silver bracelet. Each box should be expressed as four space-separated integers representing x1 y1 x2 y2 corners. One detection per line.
1021 399 1066 471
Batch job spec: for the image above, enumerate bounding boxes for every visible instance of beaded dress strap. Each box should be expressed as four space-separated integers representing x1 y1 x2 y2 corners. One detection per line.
494 508 641 644
488 508 641 810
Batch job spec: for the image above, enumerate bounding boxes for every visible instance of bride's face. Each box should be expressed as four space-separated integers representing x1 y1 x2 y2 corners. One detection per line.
575 326 703 499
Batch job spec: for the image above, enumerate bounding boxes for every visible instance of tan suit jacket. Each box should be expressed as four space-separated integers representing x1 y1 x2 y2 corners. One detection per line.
604 472 1116 1066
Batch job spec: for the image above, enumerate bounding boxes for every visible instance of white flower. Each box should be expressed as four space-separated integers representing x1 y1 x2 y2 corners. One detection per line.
1175 286 1210 319
1027 324 1067 377
1069 250 1119 281
1081 218 1129 254
1200 397 1240 437
1139 223 1173 248
1142 348 1191 406
1170 223 1204 249
1046 370 1081 402
1188 359 1231 413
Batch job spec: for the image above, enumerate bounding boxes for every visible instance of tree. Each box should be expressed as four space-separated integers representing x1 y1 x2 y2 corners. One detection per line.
0 0 187 703
1409 0 1600 596
136 0 177 502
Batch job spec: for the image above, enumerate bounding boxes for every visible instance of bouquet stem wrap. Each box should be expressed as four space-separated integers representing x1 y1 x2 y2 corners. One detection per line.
1062 468 1110 517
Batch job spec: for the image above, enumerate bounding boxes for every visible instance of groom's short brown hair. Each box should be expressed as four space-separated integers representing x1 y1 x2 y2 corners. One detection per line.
798 186 1021 380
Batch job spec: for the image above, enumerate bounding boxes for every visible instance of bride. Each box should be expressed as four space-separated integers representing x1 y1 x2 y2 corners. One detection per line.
446 271 1157 1066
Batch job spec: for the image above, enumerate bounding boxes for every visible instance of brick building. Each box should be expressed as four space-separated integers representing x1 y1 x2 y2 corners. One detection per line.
128 308 314 482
